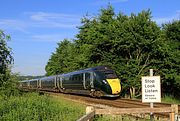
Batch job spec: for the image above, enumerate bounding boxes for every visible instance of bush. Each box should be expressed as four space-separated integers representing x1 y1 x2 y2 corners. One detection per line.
0 92 85 121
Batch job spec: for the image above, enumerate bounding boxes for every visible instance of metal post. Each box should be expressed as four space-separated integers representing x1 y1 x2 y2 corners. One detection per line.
150 69 154 121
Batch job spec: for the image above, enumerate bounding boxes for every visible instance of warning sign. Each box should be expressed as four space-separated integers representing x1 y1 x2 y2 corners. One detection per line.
142 76 161 103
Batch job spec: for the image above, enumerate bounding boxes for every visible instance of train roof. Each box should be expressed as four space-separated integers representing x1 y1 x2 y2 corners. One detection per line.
20 66 113 82
20 78 38 82
61 66 113 76
40 75 56 80
81 65 112 71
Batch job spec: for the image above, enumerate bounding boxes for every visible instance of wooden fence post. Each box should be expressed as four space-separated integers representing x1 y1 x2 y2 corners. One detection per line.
86 106 94 114
170 112 175 121
170 104 178 121
86 106 95 121
77 106 95 121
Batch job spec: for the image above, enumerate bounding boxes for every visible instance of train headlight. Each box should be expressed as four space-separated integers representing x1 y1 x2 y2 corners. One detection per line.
102 80 108 84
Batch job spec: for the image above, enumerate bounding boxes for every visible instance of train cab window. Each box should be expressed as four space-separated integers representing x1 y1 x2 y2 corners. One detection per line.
104 71 117 79
96 70 117 79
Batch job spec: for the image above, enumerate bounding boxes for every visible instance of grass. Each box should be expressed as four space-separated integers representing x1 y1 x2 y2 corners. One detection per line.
1 92 179 121
161 95 180 104
0 92 85 121
93 115 151 121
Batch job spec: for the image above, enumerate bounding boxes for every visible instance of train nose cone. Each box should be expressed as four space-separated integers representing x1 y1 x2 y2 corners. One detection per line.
106 79 121 94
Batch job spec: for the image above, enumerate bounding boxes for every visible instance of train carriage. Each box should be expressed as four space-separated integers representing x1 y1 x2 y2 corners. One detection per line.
39 76 57 91
29 79 39 89
19 80 29 88
20 66 121 97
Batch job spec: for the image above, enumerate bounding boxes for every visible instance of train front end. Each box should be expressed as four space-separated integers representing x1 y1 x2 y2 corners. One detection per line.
106 78 121 96
94 66 121 97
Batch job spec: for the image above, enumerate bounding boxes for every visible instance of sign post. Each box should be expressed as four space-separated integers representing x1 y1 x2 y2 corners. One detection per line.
142 69 161 121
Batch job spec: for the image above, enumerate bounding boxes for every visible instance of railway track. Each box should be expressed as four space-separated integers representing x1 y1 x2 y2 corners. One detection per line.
46 92 179 119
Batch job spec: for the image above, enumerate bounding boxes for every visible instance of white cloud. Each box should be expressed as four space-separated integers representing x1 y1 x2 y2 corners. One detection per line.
93 0 128 5
108 0 128 3
153 10 180 25
28 12 81 28
0 19 29 33
30 12 80 22
31 34 72 42
0 12 81 33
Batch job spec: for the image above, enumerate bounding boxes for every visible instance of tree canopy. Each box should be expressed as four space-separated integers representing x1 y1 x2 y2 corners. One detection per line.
45 5 180 98
161 20 180 97
0 30 13 87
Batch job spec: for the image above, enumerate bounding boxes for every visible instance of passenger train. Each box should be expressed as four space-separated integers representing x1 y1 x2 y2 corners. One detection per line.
19 66 121 97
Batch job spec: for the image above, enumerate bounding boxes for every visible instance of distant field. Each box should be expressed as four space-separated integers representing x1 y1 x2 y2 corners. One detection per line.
0 92 85 121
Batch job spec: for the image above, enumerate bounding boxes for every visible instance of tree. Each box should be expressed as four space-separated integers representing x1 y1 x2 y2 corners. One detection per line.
0 30 13 87
46 5 180 98
161 20 180 98
46 39 80 75
76 5 117 66
76 8 166 98
112 10 167 98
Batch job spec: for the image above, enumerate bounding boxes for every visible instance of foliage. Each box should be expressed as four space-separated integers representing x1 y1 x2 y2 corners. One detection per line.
0 30 13 87
161 20 180 98
94 115 151 121
0 92 85 121
46 39 76 75
0 30 18 98
45 5 180 98
162 95 180 104
0 72 20 98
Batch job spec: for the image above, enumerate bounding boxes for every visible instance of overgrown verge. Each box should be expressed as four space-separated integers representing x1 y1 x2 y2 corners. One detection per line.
0 92 85 121
162 95 180 104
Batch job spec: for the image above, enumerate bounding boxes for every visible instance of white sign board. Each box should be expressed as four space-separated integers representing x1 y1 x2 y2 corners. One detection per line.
142 76 161 103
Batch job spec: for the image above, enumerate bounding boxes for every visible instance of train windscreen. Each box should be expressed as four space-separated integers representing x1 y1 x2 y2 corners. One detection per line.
104 70 117 79
96 70 117 79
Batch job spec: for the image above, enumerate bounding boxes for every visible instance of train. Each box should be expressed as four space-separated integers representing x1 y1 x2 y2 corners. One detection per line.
19 66 121 97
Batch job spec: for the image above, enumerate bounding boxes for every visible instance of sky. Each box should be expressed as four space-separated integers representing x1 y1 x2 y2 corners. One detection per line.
0 0 179 76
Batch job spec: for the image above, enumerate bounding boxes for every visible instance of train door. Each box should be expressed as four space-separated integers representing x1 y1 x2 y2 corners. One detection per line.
54 76 57 89
57 75 63 89
83 72 94 89
27 81 30 88
56 76 60 89
38 79 41 88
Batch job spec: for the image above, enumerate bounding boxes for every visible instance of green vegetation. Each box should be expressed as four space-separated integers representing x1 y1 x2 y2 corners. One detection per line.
0 30 20 98
0 4 179 121
162 95 180 104
45 5 180 99
0 92 85 121
94 115 151 121
94 115 128 121
0 30 14 88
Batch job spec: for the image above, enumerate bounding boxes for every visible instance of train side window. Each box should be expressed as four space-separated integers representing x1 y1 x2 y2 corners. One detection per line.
76 75 79 81
71 75 75 81
64 75 70 81
69 74 83 82
85 73 91 81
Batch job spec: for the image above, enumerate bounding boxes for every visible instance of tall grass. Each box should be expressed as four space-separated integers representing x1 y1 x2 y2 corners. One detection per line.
93 115 151 121
162 95 180 104
0 92 85 121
